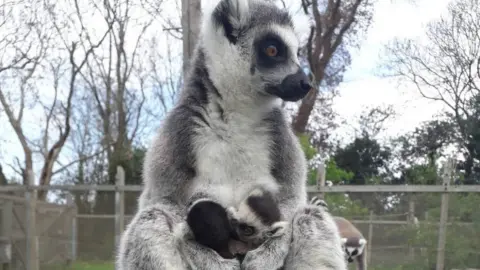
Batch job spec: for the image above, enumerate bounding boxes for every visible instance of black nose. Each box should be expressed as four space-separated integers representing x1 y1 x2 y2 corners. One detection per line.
300 79 312 91
273 68 312 102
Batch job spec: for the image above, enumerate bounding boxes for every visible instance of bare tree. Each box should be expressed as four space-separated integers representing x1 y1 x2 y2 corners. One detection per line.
357 105 396 138
40 0 175 202
292 0 375 136
0 0 111 200
147 34 182 115
0 0 48 186
384 0 480 181
68 0 157 188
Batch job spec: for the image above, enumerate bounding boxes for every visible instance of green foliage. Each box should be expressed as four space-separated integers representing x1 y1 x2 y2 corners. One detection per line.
387 192 480 269
296 133 367 217
325 159 354 183
45 261 114 270
297 133 318 161
297 133 354 185
129 147 146 185
323 160 366 217
333 135 391 185
296 133 319 185
324 193 369 217
399 163 440 185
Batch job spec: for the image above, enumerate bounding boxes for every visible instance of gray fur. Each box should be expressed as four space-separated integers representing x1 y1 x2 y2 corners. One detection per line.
116 0 346 269
284 205 347 270
227 188 289 249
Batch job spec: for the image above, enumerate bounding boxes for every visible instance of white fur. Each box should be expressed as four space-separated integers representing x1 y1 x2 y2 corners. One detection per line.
200 1 253 106
187 198 219 212
189 118 281 208
359 239 367 246
269 221 288 237
269 24 300 65
346 247 356 255
285 205 347 269
195 17 302 202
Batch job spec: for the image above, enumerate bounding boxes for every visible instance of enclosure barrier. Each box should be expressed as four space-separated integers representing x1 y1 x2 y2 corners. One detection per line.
0 163 479 270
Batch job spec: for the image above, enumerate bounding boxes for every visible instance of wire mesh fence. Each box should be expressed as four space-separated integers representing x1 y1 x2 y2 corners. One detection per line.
1 168 480 270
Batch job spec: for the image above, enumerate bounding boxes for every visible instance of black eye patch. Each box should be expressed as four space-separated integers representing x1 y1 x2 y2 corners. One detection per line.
238 223 256 236
351 250 358 256
254 33 289 69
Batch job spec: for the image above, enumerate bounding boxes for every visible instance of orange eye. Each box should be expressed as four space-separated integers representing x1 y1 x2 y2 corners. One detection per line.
265 45 278 57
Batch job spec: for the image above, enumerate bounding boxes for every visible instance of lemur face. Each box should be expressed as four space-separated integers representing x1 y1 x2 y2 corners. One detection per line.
341 238 366 263
210 0 312 102
250 26 312 102
227 188 287 246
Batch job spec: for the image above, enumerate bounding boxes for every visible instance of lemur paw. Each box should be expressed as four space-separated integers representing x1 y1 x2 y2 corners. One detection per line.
292 204 337 241
301 203 329 221
310 196 328 209
241 235 290 270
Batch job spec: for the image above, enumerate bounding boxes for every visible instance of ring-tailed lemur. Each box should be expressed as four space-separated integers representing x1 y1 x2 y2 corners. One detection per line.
186 187 288 259
334 216 368 270
116 0 346 269
227 188 289 248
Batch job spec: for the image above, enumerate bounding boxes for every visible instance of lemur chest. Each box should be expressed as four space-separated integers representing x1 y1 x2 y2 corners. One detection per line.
193 123 278 206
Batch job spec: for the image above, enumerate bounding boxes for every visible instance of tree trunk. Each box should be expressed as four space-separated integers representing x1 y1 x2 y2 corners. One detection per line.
0 165 7 185
182 0 201 75
292 89 318 134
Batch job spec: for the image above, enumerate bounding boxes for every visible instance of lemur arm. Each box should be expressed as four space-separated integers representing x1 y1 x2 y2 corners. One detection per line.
240 196 299 270
117 197 241 270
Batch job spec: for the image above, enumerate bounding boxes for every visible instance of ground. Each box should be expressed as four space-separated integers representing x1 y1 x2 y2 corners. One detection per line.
47 261 114 270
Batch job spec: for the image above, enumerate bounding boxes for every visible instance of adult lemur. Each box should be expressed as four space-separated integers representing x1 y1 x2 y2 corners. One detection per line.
334 216 368 270
116 0 346 269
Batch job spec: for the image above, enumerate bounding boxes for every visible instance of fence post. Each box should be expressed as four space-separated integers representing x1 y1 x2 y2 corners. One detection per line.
436 158 454 270
408 199 415 260
1 201 12 270
115 166 125 250
25 171 39 270
66 194 77 265
316 163 326 200
367 210 373 266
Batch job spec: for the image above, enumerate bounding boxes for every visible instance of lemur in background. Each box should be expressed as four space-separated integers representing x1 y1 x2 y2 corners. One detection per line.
334 216 368 270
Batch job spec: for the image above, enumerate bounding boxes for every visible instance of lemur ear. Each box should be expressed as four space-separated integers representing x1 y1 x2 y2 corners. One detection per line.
266 221 288 237
359 238 367 246
212 0 251 43
341 238 348 245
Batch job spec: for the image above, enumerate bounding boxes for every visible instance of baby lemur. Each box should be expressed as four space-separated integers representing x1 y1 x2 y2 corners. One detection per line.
187 188 288 259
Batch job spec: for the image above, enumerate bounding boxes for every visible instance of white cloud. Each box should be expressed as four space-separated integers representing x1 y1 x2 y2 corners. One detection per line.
332 0 452 143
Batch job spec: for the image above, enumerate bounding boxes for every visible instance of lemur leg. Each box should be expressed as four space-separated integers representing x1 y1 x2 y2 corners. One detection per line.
283 204 347 270
240 227 292 270
241 201 345 270
117 203 241 270
356 250 366 270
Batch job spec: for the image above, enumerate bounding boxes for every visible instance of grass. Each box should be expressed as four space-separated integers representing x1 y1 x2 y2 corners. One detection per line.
44 261 114 270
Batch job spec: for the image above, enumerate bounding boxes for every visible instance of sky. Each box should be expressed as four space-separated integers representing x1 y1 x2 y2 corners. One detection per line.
0 0 454 182
330 0 452 143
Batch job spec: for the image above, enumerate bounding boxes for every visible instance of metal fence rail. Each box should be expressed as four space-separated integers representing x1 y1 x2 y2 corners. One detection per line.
0 163 478 270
